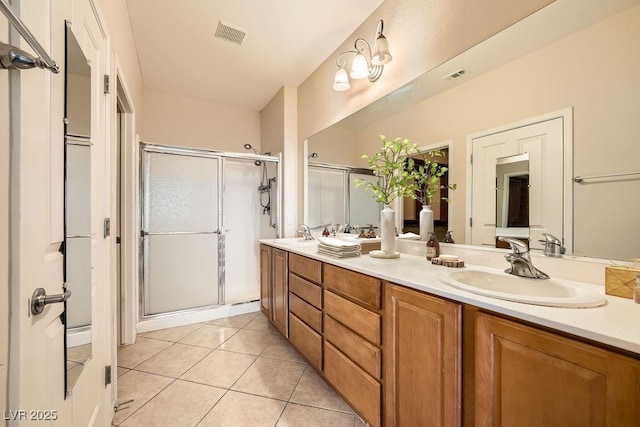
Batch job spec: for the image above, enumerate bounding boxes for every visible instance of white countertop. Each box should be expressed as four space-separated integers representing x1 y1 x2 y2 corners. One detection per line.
261 238 640 356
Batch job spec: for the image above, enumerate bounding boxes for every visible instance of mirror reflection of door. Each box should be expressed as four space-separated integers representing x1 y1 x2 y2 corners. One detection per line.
470 117 564 250
402 148 451 240
495 153 530 248
64 22 92 395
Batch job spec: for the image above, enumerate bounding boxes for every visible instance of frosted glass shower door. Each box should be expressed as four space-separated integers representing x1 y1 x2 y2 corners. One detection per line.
308 167 346 228
142 151 221 316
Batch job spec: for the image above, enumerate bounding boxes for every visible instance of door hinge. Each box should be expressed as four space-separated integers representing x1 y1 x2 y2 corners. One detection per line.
470 154 473 164
104 74 110 94
469 217 473 227
104 218 111 238
105 365 112 386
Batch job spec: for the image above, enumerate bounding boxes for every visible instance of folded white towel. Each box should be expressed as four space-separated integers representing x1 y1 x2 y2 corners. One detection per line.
318 237 361 248
398 232 419 239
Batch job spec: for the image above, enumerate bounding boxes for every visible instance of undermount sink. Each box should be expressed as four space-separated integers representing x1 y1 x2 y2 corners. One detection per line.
275 237 317 245
439 269 606 308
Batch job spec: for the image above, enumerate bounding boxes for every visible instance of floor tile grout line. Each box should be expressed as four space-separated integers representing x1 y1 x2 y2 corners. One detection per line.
112 376 179 425
285 364 309 402
118 341 174 371
193 387 231 427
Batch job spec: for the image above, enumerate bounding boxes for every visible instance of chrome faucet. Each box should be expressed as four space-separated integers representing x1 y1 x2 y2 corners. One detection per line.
498 237 549 279
297 224 314 240
539 233 565 257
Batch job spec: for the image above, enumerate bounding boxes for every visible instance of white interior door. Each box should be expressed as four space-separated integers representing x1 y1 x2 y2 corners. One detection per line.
471 117 564 250
8 0 112 425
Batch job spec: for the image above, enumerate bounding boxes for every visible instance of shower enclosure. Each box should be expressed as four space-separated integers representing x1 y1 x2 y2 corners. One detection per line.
140 143 280 320
307 163 380 230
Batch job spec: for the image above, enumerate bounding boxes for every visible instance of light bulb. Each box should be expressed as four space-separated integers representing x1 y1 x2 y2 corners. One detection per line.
350 53 370 80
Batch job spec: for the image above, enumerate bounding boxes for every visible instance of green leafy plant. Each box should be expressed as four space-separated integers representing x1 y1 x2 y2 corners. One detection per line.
355 135 419 205
409 150 457 205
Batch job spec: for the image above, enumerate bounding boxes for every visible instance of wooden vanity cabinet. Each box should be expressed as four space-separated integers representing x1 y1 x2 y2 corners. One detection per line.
384 283 462 427
262 246 640 427
259 244 272 318
288 254 323 370
271 248 288 337
474 313 640 426
323 264 383 427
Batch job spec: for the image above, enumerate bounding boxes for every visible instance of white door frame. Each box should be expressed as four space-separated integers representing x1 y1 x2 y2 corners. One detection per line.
110 55 138 346
465 108 574 253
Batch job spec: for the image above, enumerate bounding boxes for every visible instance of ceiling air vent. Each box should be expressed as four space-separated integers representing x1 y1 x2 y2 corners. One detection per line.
215 21 247 46
443 69 468 80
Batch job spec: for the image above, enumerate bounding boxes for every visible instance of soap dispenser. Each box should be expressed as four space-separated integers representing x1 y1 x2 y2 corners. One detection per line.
443 231 455 243
322 226 330 237
426 232 440 260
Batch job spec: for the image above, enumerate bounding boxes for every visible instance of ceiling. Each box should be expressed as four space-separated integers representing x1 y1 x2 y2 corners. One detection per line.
126 0 385 112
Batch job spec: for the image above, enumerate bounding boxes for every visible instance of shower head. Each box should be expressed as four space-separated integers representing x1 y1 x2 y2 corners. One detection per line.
244 143 265 166
243 143 262 156
308 152 318 159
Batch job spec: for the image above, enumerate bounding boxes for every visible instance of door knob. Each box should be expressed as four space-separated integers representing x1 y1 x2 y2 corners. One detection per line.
30 287 71 316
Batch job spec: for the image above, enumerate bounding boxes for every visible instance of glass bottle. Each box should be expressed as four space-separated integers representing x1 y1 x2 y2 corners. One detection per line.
426 232 440 260
633 276 640 304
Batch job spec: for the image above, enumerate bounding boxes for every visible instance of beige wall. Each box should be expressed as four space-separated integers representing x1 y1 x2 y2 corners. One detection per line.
142 88 260 151
260 87 285 156
260 86 298 236
355 4 640 248
308 126 358 166
97 0 144 133
1 13 9 417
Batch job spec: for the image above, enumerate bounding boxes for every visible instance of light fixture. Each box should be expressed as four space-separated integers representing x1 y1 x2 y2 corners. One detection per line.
333 20 392 92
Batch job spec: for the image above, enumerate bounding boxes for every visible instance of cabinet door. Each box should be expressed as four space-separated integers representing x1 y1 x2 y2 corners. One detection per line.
475 313 640 426
272 248 288 337
384 283 462 427
259 244 272 318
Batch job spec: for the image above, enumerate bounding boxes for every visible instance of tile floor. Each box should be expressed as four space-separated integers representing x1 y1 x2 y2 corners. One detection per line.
114 312 366 426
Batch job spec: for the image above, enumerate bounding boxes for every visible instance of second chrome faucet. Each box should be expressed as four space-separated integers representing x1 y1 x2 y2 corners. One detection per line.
498 237 549 279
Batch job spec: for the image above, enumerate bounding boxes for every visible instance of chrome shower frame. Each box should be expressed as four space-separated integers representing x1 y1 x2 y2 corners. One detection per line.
138 142 281 321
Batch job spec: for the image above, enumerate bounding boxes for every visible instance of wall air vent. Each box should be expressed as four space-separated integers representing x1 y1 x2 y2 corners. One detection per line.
443 69 468 80
215 21 247 46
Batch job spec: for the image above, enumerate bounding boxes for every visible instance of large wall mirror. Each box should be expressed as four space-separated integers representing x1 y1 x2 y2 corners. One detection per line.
64 21 92 396
304 0 640 261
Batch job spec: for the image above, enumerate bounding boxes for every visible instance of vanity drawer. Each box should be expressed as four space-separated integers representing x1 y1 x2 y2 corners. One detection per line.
324 290 381 345
323 264 381 309
324 341 381 426
289 273 322 309
289 253 322 283
289 292 322 333
324 314 381 380
289 313 322 371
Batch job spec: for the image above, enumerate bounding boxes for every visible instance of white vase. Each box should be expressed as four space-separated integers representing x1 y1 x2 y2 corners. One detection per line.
380 204 397 255
419 205 434 241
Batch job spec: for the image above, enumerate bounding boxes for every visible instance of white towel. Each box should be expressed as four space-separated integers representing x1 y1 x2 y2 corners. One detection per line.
318 237 361 248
